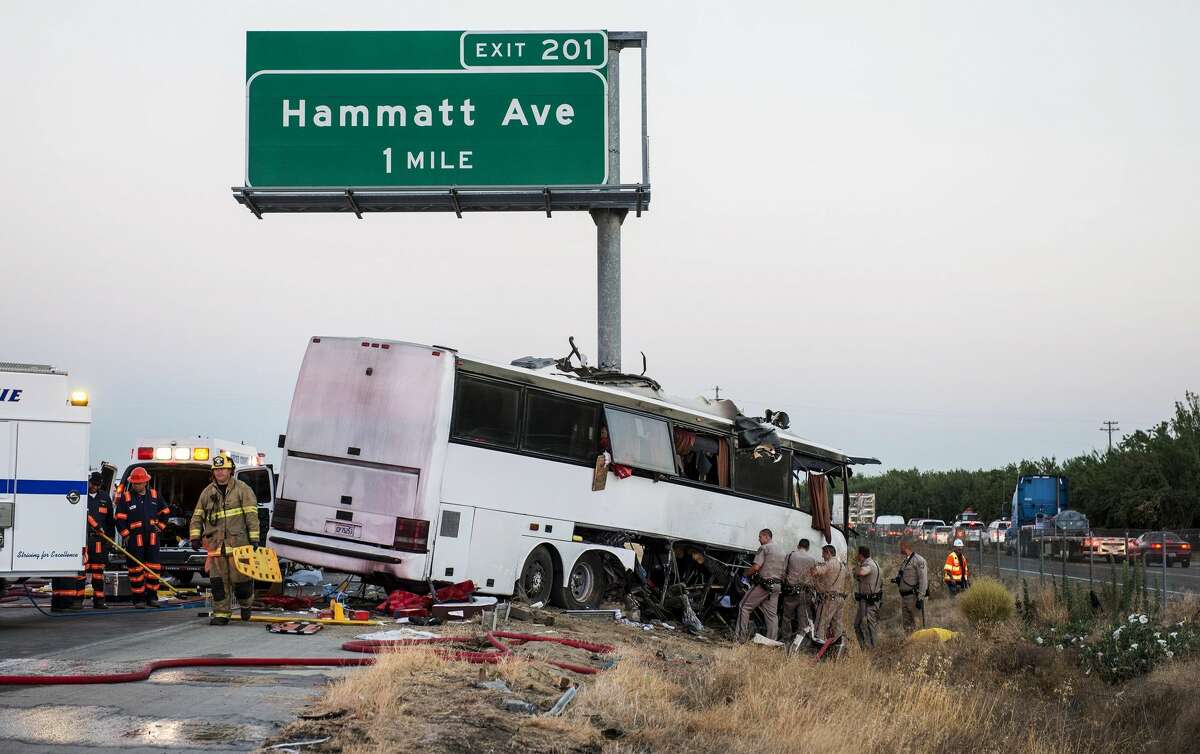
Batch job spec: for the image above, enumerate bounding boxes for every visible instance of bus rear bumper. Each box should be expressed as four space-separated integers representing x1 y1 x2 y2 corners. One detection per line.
268 531 427 580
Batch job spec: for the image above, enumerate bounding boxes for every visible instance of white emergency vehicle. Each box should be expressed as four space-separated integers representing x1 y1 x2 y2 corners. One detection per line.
114 437 274 584
271 336 873 615
0 362 91 580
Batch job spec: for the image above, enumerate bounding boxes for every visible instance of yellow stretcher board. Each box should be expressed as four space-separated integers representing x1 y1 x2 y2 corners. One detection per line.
231 545 282 583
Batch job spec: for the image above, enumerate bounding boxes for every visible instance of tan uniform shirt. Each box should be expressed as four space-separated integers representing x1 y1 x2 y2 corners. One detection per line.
897 552 929 596
856 557 882 595
784 549 818 587
812 557 848 595
753 540 787 581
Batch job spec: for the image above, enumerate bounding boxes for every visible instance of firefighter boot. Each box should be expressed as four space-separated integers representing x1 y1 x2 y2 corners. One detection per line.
235 580 253 623
92 596 107 609
209 577 231 626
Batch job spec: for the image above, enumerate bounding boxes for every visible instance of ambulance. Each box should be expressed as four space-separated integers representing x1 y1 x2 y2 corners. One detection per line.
0 362 91 582
113 437 274 584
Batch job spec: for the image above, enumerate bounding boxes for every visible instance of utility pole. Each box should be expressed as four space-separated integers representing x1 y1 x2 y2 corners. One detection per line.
1099 420 1120 452
592 37 627 372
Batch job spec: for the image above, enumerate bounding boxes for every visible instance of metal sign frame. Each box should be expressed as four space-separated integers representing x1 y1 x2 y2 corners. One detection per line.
232 31 649 219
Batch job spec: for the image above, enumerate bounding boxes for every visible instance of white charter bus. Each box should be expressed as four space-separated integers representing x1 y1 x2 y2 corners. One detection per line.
270 337 866 612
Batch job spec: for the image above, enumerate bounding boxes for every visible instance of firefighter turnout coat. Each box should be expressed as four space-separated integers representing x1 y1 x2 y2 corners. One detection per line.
943 550 970 584
189 479 260 555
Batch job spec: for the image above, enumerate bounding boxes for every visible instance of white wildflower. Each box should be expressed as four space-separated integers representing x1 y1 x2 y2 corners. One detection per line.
1170 632 1179 639
1113 628 1122 639
1158 639 1167 647
1056 645 1063 653
1129 614 1139 623
1035 636 1044 645
1130 643 1139 650
1167 650 1174 658
1140 615 1149 625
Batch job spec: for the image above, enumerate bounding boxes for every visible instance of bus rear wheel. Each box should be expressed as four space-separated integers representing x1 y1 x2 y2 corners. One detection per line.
554 552 608 610
518 547 555 606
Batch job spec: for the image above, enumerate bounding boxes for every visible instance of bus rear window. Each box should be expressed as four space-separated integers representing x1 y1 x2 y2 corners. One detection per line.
522 391 599 462
603 407 676 475
451 377 520 448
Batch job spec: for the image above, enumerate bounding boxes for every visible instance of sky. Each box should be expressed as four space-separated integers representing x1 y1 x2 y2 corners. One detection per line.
1 2 1197 474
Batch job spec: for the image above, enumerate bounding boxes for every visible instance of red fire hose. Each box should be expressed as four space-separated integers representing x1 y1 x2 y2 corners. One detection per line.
0 631 614 685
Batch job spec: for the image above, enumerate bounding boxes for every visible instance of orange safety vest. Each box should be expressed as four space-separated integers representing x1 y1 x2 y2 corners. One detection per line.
943 551 969 583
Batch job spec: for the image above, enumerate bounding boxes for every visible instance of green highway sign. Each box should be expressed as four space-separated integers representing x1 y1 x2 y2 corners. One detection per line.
245 31 609 188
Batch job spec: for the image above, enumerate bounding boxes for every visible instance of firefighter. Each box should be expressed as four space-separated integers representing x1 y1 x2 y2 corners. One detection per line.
852 545 883 649
895 538 928 633
83 471 115 608
115 467 170 607
190 453 260 626
943 538 971 596
734 528 786 642
779 538 817 641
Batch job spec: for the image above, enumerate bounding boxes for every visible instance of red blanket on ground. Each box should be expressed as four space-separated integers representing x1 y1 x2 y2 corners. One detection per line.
376 580 475 616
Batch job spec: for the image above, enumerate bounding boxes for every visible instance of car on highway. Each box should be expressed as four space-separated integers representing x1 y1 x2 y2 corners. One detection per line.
920 519 946 542
955 520 985 544
1127 532 1191 567
933 525 953 545
987 518 1010 544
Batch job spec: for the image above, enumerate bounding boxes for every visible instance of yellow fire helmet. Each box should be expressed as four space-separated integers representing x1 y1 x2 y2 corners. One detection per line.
211 453 236 472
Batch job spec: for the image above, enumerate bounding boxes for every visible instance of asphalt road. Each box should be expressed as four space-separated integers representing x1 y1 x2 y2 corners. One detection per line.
866 538 1200 597
0 597 366 753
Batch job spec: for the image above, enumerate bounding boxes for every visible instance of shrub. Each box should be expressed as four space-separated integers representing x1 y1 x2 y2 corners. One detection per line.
1078 614 1200 683
958 578 1014 625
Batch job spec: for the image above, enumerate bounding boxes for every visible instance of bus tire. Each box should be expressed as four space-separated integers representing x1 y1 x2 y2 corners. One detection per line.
554 552 608 610
518 546 555 606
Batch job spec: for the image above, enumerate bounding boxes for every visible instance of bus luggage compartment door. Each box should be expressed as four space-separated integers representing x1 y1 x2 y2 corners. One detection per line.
430 505 474 582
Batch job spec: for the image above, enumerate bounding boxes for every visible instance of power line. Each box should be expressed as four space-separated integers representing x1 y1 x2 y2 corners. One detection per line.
1099 420 1120 452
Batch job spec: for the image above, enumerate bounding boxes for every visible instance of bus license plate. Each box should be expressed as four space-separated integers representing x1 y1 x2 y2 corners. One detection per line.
325 520 362 539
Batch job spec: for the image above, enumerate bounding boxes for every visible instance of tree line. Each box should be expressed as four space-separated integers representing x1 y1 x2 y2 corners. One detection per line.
847 392 1200 530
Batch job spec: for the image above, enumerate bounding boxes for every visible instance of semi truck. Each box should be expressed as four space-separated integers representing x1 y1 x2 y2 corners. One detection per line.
1004 475 1095 560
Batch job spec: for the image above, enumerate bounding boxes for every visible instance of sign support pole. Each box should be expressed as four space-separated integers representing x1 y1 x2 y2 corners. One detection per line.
592 38 627 371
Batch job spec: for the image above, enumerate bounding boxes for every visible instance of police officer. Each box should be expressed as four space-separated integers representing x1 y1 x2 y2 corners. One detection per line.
895 538 929 634
779 538 817 641
190 453 260 626
853 545 882 649
734 528 786 642
115 466 170 607
943 538 971 597
811 544 848 644
83 471 115 609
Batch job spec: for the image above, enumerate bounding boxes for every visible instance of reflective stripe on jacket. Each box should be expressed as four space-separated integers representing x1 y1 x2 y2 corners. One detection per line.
943 551 969 582
115 489 169 538
189 479 259 550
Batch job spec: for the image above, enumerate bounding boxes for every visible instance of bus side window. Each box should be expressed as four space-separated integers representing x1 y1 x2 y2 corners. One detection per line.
451 376 521 448
674 428 730 488
733 448 793 502
521 391 599 462
603 407 676 475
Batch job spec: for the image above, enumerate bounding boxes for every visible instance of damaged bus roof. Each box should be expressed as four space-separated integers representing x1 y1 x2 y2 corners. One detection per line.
455 354 861 467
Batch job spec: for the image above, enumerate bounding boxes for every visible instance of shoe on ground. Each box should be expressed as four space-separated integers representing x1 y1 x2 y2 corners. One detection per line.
240 608 252 622
92 600 108 610
209 616 230 626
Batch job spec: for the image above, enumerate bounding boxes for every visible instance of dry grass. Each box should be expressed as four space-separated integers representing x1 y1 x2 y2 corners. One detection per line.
264 563 1199 754
569 640 1101 754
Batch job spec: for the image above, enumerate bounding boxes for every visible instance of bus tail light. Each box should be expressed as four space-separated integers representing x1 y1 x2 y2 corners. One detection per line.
393 517 430 553
136 447 154 460
273 499 296 532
